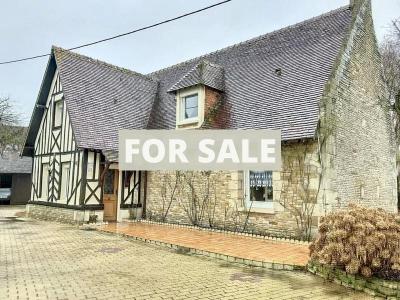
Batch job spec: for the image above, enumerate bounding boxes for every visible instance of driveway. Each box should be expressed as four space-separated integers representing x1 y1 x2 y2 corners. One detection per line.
0 206 371 300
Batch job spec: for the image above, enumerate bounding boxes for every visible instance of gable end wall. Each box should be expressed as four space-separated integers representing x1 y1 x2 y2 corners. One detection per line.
319 0 397 212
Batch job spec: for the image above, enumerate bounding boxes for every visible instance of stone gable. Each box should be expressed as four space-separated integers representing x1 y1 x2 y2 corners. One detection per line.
318 0 397 213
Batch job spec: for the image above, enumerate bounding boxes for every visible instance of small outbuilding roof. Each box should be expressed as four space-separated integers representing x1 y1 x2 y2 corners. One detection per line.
0 152 32 174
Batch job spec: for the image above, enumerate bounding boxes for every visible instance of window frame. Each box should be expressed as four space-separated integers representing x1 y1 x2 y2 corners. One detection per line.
52 99 63 129
175 85 206 128
180 93 199 124
103 169 115 195
40 163 50 199
59 162 70 201
243 170 274 209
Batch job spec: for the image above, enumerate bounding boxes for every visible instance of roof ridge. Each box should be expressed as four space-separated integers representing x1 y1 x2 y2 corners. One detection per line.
52 46 157 82
201 60 223 69
148 5 351 76
167 63 201 92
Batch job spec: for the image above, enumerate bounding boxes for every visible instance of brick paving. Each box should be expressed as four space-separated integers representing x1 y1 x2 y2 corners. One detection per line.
99 222 309 267
0 206 373 300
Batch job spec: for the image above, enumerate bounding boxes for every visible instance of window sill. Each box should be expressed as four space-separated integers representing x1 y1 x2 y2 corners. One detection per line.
177 118 199 126
238 206 275 215
54 93 64 101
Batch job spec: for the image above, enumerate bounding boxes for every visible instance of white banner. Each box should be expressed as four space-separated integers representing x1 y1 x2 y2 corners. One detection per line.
119 129 281 171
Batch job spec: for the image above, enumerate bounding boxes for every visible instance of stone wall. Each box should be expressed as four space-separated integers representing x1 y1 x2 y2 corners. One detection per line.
145 141 320 238
146 0 398 236
26 203 104 224
308 262 400 298
318 0 398 213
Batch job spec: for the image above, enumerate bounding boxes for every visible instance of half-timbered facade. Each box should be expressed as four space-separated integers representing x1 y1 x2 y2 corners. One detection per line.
31 71 80 205
23 0 398 233
23 49 147 223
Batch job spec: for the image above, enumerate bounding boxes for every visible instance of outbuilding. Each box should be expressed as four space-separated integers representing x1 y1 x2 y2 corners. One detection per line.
0 151 32 205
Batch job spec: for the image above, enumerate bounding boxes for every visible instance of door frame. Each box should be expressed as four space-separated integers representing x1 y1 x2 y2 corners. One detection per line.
103 167 119 222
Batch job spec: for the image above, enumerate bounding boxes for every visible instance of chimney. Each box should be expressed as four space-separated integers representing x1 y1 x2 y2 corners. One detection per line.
350 0 367 9
350 0 367 15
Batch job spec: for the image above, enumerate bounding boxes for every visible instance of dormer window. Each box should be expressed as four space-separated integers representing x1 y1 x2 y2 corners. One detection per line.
181 94 198 120
169 61 224 129
175 86 204 128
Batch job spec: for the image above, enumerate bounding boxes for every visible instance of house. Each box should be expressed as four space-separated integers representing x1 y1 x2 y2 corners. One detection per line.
0 150 32 205
23 0 398 236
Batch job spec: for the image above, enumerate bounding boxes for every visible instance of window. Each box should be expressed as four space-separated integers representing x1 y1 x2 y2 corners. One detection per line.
60 162 70 201
181 94 198 120
40 163 49 199
0 174 12 188
53 100 63 128
176 86 205 127
245 171 273 208
104 169 115 194
124 171 133 188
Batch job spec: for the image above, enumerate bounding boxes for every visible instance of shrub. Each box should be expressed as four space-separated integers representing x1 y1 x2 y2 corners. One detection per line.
310 204 400 280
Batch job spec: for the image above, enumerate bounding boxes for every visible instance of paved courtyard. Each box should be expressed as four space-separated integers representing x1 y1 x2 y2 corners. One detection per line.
99 222 309 268
0 206 372 300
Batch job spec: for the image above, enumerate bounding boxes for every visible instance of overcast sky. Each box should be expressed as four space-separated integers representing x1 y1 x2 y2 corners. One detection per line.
1 0 399 126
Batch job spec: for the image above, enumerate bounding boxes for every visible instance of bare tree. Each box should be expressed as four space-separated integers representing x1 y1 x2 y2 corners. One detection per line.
178 171 213 226
156 169 258 234
0 96 25 156
392 18 400 37
277 144 318 241
157 170 252 231
380 19 400 138
159 171 182 222
241 196 254 233
0 96 17 125
380 18 400 202
206 175 218 228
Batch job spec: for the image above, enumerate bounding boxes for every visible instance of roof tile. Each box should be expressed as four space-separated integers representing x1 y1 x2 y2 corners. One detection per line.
147 6 352 141
54 48 159 150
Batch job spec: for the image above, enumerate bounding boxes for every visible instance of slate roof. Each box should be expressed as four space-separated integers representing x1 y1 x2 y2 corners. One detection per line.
0 152 32 174
24 5 353 155
147 6 352 140
54 48 159 150
168 61 225 92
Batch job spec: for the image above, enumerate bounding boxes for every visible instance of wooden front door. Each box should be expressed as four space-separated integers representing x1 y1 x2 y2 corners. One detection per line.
103 169 119 222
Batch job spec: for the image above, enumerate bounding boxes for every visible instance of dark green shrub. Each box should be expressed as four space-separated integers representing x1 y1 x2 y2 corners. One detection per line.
310 204 400 280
